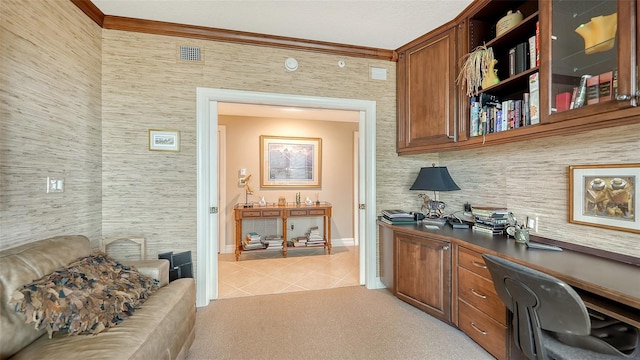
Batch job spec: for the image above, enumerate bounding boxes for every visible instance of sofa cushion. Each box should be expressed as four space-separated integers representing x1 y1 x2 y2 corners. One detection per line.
11 252 159 337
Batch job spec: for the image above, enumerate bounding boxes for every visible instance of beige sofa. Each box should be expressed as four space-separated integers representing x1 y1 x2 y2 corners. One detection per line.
0 235 196 360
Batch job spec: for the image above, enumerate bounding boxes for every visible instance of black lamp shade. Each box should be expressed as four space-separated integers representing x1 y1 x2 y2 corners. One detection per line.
410 166 461 191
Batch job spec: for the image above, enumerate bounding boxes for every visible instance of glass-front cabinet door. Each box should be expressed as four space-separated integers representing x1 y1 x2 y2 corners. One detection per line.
542 0 637 123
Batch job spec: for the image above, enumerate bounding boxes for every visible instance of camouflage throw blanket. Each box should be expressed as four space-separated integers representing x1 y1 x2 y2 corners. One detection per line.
11 252 159 337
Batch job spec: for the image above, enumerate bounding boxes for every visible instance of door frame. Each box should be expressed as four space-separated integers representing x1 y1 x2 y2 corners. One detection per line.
196 87 381 307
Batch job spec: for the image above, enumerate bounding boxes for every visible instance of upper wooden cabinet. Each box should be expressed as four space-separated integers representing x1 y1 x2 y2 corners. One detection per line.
396 0 639 154
396 24 460 155
541 0 637 123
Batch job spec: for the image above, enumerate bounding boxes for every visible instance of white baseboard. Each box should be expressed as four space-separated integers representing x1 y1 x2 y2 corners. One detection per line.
220 238 355 254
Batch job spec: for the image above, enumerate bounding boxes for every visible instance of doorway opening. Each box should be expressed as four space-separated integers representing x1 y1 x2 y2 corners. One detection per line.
216 106 360 298
196 88 380 307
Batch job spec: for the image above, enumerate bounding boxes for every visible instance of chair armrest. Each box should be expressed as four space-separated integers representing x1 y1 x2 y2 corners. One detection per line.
125 259 170 287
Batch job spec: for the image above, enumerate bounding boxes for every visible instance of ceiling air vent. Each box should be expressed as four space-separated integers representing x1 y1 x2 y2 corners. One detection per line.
178 45 202 62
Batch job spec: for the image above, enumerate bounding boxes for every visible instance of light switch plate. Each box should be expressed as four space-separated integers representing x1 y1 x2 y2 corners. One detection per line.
47 177 64 193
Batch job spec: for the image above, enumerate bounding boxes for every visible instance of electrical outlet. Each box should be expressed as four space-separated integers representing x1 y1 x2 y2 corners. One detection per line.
527 217 536 229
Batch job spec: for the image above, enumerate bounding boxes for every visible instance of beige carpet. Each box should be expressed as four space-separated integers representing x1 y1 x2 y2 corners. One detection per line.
186 286 493 360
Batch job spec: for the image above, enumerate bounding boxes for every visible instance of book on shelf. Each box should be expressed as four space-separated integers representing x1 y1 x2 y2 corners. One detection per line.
529 72 540 125
470 99 480 137
599 71 613 102
528 35 536 69
573 74 592 109
556 92 571 112
612 69 618 98
508 47 516 77
569 87 578 109
586 75 600 105
523 93 530 126
535 21 540 66
515 42 528 74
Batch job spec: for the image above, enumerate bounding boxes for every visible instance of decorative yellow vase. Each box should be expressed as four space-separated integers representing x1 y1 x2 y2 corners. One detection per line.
481 59 500 89
575 13 617 55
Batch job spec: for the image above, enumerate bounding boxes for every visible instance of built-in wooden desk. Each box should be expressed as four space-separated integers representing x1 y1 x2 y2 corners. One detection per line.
234 202 332 261
379 221 640 359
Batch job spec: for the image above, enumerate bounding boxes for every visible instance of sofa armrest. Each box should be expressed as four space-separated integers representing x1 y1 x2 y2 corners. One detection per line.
125 259 170 287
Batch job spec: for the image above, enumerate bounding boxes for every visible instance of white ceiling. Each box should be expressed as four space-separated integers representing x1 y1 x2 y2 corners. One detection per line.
91 0 473 120
91 0 473 50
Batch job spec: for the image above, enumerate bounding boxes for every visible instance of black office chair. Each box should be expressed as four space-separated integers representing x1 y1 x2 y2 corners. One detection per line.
482 254 639 360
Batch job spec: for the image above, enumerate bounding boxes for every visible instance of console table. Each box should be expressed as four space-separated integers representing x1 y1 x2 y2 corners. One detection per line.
233 202 332 261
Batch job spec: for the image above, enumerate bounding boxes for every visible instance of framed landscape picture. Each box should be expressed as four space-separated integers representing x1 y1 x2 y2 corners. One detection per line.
260 135 321 188
569 164 640 234
149 129 180 152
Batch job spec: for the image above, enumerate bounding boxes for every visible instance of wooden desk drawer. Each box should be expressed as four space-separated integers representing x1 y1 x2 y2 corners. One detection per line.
458 246 491 278
459 300 507 360
240 210 263 218
240 210 283 218
290 209 313 217
308 209 327 216
261 210 282 217
458 267 507 325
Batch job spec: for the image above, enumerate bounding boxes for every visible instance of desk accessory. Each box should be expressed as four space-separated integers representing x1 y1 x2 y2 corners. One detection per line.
410 163 461 220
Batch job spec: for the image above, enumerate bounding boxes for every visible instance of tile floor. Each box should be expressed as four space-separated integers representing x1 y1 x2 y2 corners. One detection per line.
217 246 360 299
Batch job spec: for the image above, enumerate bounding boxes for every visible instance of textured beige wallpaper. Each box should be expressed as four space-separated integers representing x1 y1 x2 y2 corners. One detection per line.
441 123 640 257
0 0 103 250
101 30 398 264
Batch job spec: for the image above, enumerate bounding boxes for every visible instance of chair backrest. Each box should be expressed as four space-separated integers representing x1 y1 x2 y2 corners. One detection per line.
482 254 591 360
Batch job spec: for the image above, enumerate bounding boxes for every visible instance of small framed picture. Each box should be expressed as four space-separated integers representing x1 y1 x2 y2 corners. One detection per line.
149 129 180 152
569 164 639 234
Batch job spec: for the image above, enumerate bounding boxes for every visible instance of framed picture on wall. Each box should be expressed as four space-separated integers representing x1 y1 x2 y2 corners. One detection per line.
260 135 322 188
569 163 640 234
149 129 180 152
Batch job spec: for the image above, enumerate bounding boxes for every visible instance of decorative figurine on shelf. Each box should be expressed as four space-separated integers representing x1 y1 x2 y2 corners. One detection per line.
258 196 266 207
305 196 313 206
496 10 523 38
481 59 500 90
575 12 618 55
278 196 286 206
315 193 321 205
457 45 496 97
295 192 301 206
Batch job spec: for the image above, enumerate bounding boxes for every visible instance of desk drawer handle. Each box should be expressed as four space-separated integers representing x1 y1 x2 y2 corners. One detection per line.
471 288 487 299
471 260 487 269
470 322 488 335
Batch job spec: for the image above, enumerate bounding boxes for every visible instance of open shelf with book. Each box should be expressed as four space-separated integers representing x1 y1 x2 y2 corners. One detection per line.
463 0 540 139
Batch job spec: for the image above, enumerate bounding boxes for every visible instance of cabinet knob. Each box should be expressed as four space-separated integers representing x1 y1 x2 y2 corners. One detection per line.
616 94 632 101
442 245 450 251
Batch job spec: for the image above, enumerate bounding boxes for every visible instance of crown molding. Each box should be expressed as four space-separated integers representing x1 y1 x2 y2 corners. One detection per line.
71 1 397 61
71 0 104 27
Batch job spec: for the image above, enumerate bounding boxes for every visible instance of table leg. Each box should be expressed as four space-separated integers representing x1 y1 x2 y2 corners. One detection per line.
235 218 241 261
326 214 332 254
283 217 288 257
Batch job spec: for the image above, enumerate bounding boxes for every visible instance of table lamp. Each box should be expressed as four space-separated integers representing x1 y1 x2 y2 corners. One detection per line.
241 174 253 208
410 164 460 222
